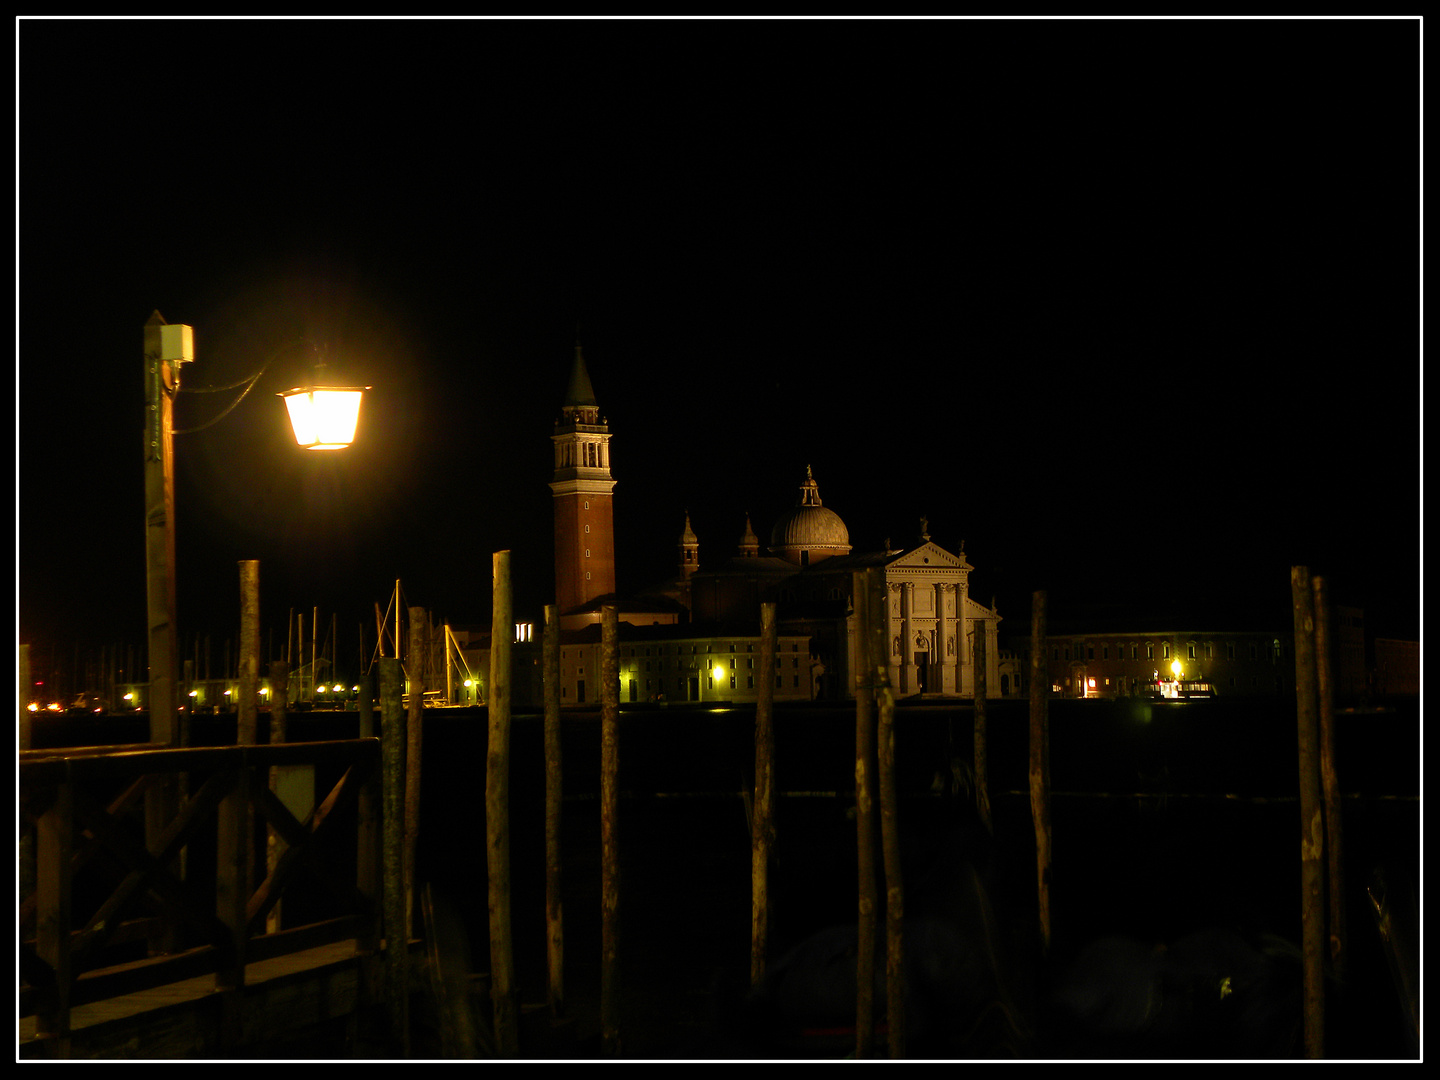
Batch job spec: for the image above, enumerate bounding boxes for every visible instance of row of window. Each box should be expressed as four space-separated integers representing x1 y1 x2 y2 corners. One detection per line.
564 656 812 673
1048 641 1285 662
562 642 805 659
1055 674 1288 693
559 673 806 701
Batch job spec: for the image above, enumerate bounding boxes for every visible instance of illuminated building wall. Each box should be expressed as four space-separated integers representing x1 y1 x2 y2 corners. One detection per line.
462 627 818 706
1011 630 1294 698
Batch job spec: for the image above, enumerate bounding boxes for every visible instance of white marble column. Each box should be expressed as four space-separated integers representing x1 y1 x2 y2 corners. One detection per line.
902 581 916 694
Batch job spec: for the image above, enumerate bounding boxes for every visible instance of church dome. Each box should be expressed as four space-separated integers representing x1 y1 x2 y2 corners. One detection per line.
769 466 851 566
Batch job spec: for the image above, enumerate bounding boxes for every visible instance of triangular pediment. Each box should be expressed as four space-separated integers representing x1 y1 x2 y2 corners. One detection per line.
886 541 969 571
963 594 1000 621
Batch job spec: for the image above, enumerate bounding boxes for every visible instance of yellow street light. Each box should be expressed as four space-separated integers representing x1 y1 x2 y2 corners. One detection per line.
1170 659 1183 677
279 382 369 450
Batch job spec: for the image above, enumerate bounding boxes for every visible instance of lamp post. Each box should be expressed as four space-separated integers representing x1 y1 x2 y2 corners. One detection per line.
144 313 190 749
142 311 367 747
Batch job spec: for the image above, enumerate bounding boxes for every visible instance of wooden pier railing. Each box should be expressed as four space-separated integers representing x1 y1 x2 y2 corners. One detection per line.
19 737 388 1058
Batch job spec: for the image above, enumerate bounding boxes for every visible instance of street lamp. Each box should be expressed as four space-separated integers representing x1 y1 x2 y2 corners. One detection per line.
278 373 369 451
143 311 367 749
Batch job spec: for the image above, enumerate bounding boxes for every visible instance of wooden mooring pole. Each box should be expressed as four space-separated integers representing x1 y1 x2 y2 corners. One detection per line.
298 612 306 701
1312 574 1347 984
405 605 427 939
488 552 519 1056
356 669 377 899
20 641 31 751
974 615 992 834
216 559 262 1051
378 656 410 1056
353 665 381 1055
543 603 565 1022
751 601 778 986
600 603 622 1056
1291 566 1326 1059
871 568 905 1058
1029 590 1052 958
266 658 289 935
851 569 878 1059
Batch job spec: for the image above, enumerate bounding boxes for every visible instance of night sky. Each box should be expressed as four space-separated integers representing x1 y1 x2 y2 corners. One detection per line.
17 18 1421 683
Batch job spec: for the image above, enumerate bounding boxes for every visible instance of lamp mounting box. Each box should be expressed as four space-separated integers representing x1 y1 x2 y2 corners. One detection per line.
160 323 194 364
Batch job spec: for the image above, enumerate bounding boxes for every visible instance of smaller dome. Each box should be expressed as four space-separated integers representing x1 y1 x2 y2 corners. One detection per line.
679 511 698 545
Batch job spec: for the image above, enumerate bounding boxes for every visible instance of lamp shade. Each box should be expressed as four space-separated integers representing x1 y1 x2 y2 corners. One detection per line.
279 385 368 450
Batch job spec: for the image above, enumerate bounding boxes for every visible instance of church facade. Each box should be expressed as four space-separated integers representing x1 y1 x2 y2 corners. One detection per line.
547 347 1004 702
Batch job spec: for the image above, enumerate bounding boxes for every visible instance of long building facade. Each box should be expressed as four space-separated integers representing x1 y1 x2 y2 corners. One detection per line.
1010 629 1295 699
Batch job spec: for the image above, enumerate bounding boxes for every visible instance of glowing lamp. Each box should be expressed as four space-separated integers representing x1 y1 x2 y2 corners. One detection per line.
712 666 726 681
1170 660 1183 677
279 384 368 450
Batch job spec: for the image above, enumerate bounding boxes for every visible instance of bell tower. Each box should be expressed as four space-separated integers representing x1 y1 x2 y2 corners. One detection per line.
550 343 616 619
678 511 699 578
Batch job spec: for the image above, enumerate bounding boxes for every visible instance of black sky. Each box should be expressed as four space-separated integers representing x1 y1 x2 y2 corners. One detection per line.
16 17 1421 677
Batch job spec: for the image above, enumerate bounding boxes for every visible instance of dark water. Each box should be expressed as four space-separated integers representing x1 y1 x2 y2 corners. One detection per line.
408 697 1418 1059
29 697 1418 1058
